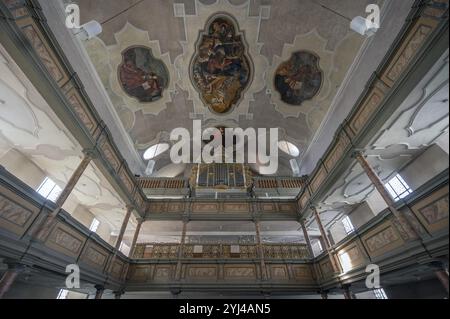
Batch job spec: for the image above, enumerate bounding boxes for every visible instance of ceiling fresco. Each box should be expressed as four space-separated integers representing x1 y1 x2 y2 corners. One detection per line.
274 51 322 106
191 14 253 114
74 0 381 177
118 46 170 103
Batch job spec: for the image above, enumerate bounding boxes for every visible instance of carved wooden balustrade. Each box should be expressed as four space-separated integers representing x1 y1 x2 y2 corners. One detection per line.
133 243 310 260
0 165 448 292
138 178 188 190
254 178 304 189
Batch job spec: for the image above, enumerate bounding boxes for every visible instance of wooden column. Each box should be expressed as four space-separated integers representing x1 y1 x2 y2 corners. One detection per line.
353 151 418 238
113 290 124 299
115 205 134 250
94 285 104 299
430 261 449 295
255 220 268 281
129 218 144 258
107 205 134 276
435 270 449 295
311 206 331 249
33 151 93 239
312 206 341 274
342 285 353 299
122 218 144 282
300 219 314 258
175 219 188 280
0 264 25 299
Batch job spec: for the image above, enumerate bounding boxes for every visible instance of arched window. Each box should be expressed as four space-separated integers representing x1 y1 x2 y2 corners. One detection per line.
278 141 300 157
143 143 170 160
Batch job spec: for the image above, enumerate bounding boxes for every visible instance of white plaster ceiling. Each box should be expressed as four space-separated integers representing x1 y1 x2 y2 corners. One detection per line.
62 0 386 177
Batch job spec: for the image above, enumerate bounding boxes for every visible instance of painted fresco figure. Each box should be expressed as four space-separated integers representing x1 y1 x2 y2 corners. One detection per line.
119 48 167 103
191 16 252 114
275 51 323 106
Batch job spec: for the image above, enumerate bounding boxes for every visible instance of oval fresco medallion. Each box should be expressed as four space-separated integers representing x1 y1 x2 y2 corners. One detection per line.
275 51 322 106
118 46 169 103
191 15 253 114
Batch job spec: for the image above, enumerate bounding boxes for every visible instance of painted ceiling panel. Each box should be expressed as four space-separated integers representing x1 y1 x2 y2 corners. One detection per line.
72 0 382 177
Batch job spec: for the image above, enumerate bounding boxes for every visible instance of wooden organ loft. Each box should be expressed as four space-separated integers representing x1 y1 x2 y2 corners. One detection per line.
190 163 253 198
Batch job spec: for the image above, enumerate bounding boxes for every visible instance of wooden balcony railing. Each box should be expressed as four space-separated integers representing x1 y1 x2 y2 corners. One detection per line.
138 178 188 189
133 243 310 260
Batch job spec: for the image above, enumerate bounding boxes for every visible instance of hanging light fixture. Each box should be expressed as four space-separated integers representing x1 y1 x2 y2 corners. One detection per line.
77 20 103 41
308 0 380 37
70 0 146 41
350 16 379 37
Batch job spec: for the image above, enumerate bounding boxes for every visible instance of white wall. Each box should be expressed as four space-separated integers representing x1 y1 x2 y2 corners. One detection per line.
366 190 388 215
349 202 376 229
3 281 60 299
435 132 449 154
97 222 114 246
65 290 89 299
71 204 95 229
311 238 324 257
329 221 347 245
400 144 449 190
0 148 46 190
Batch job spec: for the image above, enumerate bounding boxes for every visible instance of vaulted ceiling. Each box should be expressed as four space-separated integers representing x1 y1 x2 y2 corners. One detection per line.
70 0 384 177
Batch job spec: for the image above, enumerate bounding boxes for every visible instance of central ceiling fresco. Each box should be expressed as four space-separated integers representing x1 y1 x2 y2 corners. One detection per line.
75 0 381 177
191 14 253 114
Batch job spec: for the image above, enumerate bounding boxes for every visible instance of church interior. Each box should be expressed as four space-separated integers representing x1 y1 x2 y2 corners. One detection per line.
0 0 448 300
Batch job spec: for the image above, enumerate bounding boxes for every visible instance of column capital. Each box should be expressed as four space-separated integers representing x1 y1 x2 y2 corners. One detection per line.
82 148 98 159
351 150 365 159
310 205 321 213
181 215 190 224
94 284 105 291
135 217 145 225
125 205 135 213
319 290 329 299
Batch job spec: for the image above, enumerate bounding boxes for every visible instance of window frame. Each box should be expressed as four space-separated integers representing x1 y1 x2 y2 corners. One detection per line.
342 216 355 235
89 218 100 232
36 177 62 203
316 240 323 253
384 174 413 202
57 289 69 299
373 288 388 299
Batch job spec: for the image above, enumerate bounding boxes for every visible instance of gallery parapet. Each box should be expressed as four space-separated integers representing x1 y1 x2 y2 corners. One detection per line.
138 175 305 200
